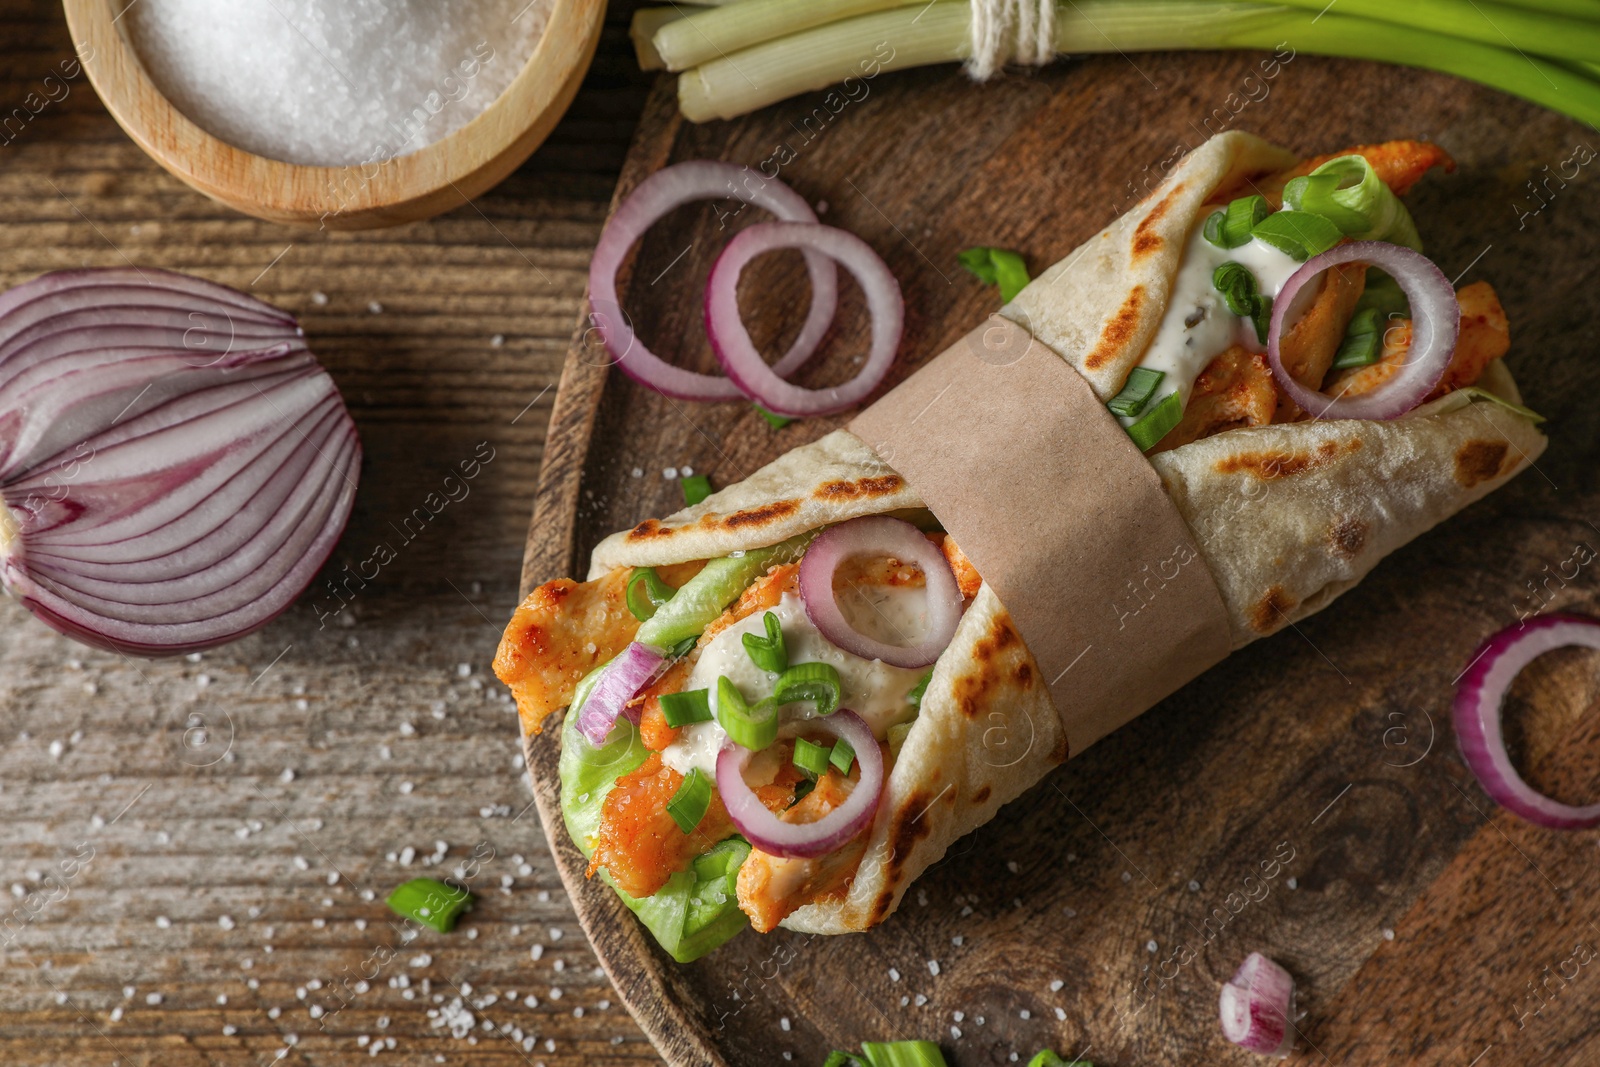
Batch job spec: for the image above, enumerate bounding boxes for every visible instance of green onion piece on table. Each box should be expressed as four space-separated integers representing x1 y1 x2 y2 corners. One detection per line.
742 610 789 673
681 473 712 506
667 767 713 833
755 403 795 429
660 688 714 727
386 878 473 933
1027 1052 1094 1067
829 737 857 775
773 661 842 716
1330 306 1385 370
717 675 779 750
1126 391 1184 451
1106 367 1165 418
958 246 1032 303
860 1041 950 1067
1211 262 1261 318
636 532 814 650
1205 194 1270 249
625 567 676 622
1251 210 1344 260
793 736 832 777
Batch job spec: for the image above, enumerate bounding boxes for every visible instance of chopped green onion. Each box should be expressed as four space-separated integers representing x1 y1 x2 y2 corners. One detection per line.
860 1041 950 1067
1329 306 1385 370
625 567 676 622
1125 391 1184 451
958 246 1031 303
1456 386 1546 424
1281 172 1371 234
1026 1052 1093 1067
742 610 788 673
791 777 816 804
772 661 842 716
1204 194 1270 249
887 720 914 758
1251 210 1344 260
1250 294 1273 346
636 532 814 650
1106 367 1166 418
907 670 933 709
681 473 712 506
386 878 473 933
1300 154 1423 250
666 767 713 834
829 737 856 775
1211 261 1261 318
1356 268 1410 320
822 1053 869 1067
793 736 831 777
670 635 698 658
754 403 794 429
716 675 778 750
659 688 713 727
692 837 748 881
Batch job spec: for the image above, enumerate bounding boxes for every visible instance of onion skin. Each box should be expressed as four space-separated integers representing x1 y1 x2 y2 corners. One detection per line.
1454 613 1600 829
0 268 360 656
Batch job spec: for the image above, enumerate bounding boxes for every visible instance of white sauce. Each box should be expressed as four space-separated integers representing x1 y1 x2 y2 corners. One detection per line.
1120 222 1302 424
660 592 927 778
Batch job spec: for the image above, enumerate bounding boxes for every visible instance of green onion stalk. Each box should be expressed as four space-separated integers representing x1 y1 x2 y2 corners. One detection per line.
651 0 1600 128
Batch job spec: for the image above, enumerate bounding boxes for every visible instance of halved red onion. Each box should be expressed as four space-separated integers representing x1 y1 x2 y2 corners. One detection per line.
0 268 359 656
575 641 667 746
588 160 837 402
1454 614 1600 829
798 516 961 669
1267 241 1459 421
715 709 882 859
1220 952 1295 1057
706 221 902 417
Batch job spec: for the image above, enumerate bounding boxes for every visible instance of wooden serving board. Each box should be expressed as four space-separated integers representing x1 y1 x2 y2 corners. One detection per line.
520 52 1600 1066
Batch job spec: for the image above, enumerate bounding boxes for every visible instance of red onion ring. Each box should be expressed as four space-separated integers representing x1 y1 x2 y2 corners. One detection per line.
1454 614 1600 829
0 269 359 656
715 709 882 859
575 641 666 746
1267 241 1458 421
705 221 902 417
1219 952 1295 1057
588 161 838 402
798 516 962 669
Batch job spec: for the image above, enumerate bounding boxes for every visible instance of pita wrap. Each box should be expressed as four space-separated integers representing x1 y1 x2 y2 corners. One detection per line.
501 131 1546 941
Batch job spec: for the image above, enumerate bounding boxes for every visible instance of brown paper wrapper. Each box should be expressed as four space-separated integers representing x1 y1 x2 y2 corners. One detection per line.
849 316 1231 756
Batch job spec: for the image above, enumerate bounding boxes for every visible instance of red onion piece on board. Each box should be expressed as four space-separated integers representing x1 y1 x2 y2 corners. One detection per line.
0 268 360 656
1267 241 1458 421
587 160 838 402
706 220 902 417
575 641 667 746
1454 613 1600 829
1219 951 1295 1057
715 709 882 858
798 516 962 669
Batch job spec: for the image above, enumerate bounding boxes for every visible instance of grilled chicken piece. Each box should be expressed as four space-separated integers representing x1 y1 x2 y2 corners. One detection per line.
1155 344 1277 453
736 770 869 933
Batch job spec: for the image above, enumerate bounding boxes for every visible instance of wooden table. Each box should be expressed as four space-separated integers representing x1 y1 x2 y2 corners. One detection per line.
0 2 666 1063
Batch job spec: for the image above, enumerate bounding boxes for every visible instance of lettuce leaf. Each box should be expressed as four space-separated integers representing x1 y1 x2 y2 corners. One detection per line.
557 708 751 962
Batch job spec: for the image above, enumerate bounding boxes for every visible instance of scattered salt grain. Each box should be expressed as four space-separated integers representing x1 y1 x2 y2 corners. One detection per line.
1049 979 1063 992
927 959 940 977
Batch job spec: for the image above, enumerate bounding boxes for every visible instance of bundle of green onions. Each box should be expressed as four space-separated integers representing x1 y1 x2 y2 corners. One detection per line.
631 0 1600 125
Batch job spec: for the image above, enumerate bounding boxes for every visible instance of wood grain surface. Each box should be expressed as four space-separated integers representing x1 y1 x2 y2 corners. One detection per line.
520 34 1600 1067
0 1 670 1064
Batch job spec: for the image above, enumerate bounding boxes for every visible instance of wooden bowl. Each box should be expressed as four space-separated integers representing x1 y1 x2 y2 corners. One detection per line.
61 0 606 229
